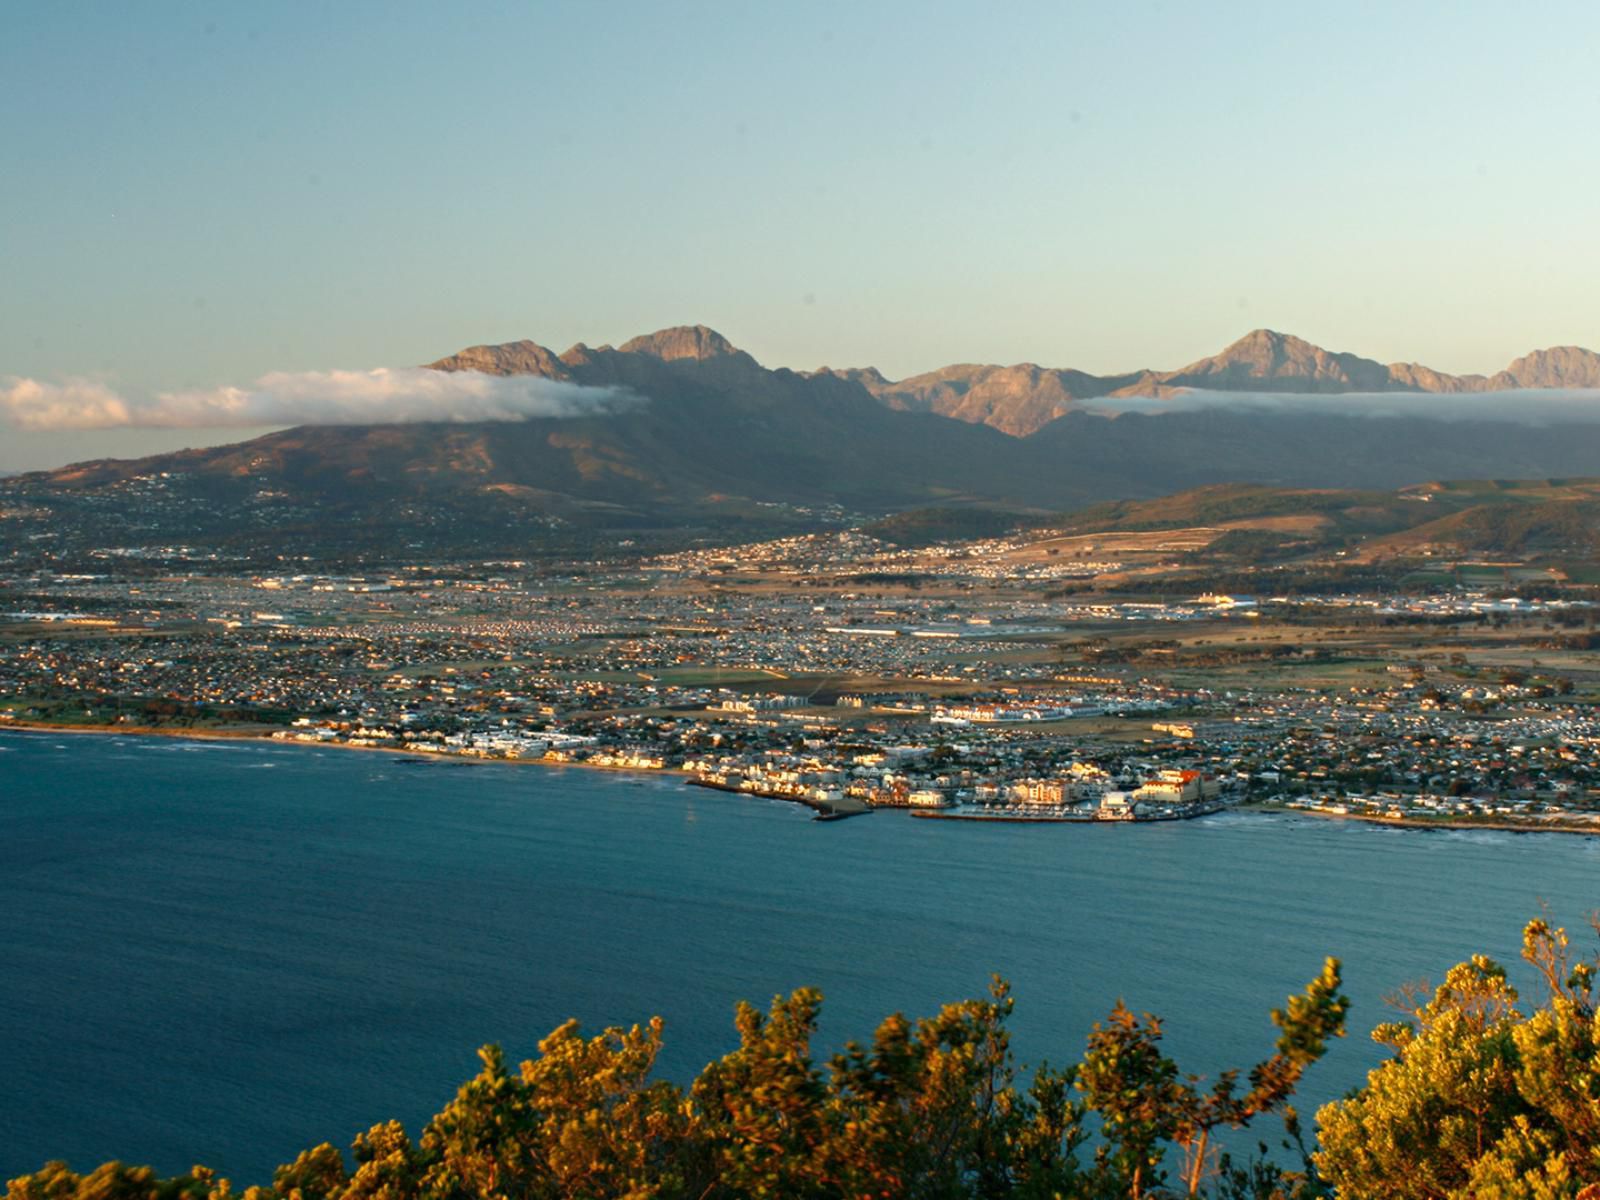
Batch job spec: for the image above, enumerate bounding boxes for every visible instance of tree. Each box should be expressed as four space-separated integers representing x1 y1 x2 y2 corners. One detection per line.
1079 959 1347 1199
343 1123 425 1200
6 967 1351 1200
4 1162 216 1200
1316 918 1600 1200
273 1145 348 1200
688 988 833 1196
417 1019 687 1200
820 978 1080 1198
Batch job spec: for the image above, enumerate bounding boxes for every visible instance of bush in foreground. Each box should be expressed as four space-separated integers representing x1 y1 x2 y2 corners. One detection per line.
7 920 1599 1199
1316 919 1600 1199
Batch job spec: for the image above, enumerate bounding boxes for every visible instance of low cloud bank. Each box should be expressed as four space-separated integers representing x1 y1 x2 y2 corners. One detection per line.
0 368 640 430
1086 388 1600 425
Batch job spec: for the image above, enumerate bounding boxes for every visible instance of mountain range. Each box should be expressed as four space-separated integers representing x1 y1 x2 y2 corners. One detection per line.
814 329 1600 436
5 326 1600 559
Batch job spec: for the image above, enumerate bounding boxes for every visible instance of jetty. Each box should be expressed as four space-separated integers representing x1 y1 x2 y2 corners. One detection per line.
912 799 1226 825
686 774 872 821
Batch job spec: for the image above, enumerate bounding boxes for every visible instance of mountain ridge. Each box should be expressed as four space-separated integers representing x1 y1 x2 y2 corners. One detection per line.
8 324 1600 560
812 327 1600 435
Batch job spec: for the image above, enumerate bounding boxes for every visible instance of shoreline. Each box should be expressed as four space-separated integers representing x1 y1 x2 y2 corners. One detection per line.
911 799 1226 826
0 720 834 820
0 719 671 780
910 810 1093 824
1245 801 1600 838
5 721 1595 836
0 719 865 822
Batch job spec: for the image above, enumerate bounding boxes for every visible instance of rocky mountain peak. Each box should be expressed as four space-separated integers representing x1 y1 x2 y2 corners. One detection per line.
426 339 569 379
1493 346 1600 390
1228 327 1298 352
1161 329 1394 392
617 325 741 362
1210 328 1340 370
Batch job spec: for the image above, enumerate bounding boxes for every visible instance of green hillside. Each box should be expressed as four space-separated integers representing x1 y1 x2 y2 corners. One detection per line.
1041 479 1600 567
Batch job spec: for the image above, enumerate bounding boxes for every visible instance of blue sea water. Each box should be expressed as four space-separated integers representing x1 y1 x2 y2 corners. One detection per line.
1 729 1596 1181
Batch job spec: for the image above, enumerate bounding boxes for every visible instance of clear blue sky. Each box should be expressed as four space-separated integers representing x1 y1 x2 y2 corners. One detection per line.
3 1 1598 466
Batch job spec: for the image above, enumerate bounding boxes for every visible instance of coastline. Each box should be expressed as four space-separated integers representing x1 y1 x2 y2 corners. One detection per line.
5 721 1594 836
0 719 668 779
1 719 294 745
910 810 1093 824
0 720 834 818
1246 801 1600 838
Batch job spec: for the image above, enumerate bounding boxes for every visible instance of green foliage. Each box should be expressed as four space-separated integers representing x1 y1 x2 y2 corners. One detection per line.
1316 918 1600 1200
3 1162 220 1200
1077 959 1348 1199
1180 529 1314 566
1407 500 1600 557
6 967 1349 1200
1056 485 1404 538
863 508 1050 547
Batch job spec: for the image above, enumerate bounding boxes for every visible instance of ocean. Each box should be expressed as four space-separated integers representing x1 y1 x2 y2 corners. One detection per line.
1 729 1595 1180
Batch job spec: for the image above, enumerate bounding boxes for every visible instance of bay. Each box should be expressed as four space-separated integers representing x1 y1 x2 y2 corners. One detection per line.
1 730 1596 1181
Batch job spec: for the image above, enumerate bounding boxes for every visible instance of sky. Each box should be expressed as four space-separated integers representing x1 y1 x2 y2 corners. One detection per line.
3 1 1599 470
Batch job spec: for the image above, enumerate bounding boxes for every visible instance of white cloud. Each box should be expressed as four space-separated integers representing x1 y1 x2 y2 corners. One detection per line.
0 378 134 430
1084 388 1600 425
0 368 641 430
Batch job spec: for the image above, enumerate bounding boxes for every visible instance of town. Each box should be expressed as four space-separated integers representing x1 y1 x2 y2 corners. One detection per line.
3 519 1598 835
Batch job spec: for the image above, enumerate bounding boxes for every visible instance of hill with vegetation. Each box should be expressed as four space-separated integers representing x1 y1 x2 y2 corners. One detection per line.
1354 481 1600 561
1026 479 1600 570
10 328 1600 561
1048 484 1417 536
862 506 1056 546
9 919 1598 1199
